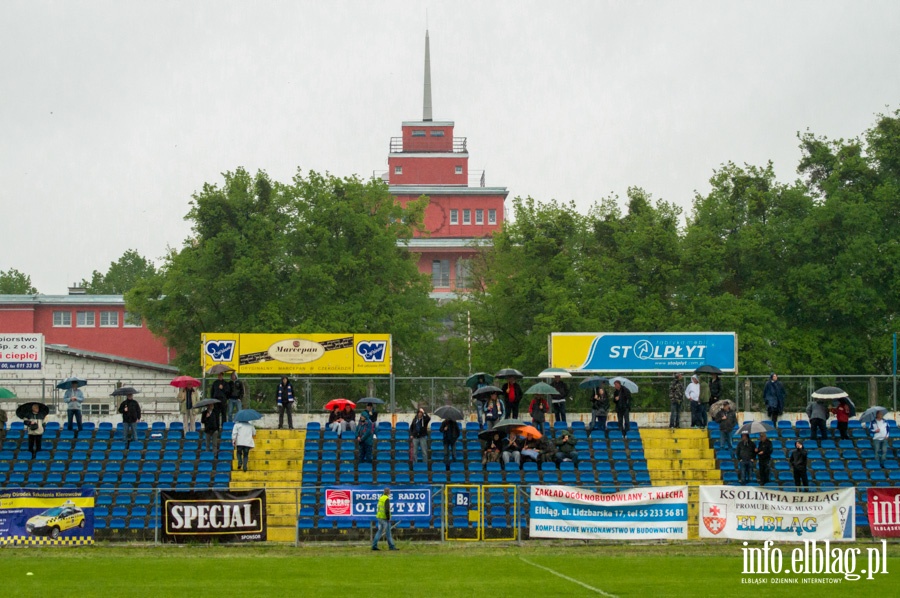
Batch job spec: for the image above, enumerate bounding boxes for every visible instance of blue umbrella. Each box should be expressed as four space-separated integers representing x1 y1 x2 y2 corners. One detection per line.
56 377 88 390
579 376 609 390
858 406 888 425
233 409 262 422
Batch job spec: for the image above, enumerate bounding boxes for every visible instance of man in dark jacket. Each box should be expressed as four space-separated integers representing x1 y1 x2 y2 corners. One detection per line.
789 441 809 491
763 373 786 424
668 373 684 429
210 373 231 429
439 418 460 465
554 432 579 465
118 393 142 448
410 408 431 464
708 374 722 406
755 431 773 485
806 400 829 444
550 375 570 424
736 431 756 485
717 403 737 453
613 380 632 438
227 373 244 423
356 414 375 465
501 376 524 419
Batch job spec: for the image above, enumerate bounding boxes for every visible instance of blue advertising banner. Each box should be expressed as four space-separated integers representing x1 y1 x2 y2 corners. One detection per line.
0 487 94 546
550 332 737 373
323 486 432 521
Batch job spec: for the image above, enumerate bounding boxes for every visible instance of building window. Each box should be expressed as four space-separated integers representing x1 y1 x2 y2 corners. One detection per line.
394 166 402 175
455 166 463 174
456 259 473 289
475 209 484 225
450 209 458 225
432 260 450 288
124 312 142 328
412 130 426 137
463 209 471 225
100 311 119 327
53 311 71 327
430 130 445 137
488 209 497 224
76 311 95 327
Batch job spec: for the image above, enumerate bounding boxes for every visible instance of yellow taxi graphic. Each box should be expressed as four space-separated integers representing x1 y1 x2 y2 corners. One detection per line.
25 501 85 539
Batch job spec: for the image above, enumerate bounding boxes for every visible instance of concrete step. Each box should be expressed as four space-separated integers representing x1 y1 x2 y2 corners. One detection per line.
267 503 300 517
651 470 722 481
232 459 305 470
643 448 715 460
267 526 296 543
229 480 302 489
267 489 300 503
646 458 718 470
641 438 710 450
640 428 709 439
254 438 306 450
248 449 305 460
257 429 306 439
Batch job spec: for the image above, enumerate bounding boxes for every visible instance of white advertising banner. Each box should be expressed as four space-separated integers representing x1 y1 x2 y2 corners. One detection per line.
0 334 43 371
529 485 689 540
699 486 855 541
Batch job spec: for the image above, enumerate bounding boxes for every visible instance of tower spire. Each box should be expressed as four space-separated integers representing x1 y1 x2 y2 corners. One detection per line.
423 30 433 122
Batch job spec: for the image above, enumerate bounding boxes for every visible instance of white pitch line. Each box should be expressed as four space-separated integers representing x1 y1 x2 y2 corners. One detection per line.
518 556 619 597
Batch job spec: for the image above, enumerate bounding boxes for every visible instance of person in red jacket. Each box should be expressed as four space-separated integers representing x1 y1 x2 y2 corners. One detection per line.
502 376 524 419
529 395 549 435
830 399 851 440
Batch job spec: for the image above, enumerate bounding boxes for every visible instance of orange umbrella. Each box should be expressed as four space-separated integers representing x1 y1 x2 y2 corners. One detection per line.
324 398 356 411
512 425 543 440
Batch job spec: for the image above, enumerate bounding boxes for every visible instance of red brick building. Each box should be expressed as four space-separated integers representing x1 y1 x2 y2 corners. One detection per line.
383 31 508 297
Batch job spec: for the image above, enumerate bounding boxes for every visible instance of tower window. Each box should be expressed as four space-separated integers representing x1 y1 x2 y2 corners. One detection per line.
394 166 402 175
430 130 445 137
412 130 426 137
475 209 484 225
488 209 497 224
463 209 471 225
450 209 458 225
455 166 463 174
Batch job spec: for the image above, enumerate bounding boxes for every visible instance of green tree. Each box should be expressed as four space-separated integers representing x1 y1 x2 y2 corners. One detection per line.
127 168 439 374
0 268 37 294
80 249 157 294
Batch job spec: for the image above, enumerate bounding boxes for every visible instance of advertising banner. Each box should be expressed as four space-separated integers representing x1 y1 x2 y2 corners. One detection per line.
0 487 93 546
529 485 689 540
161 489 266 543
0 333 44 370
867 487 900 537
550 332 737 373
202 333 391 375
699 486 855 541
323 487 432 521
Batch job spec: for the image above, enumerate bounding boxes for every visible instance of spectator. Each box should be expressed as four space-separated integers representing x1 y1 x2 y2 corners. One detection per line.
501 376 524 420
327 407 345 435
357 413 374 465
555 432 579 465
613 380 632 438
0 407 7 444
737 431 755 485
371 488 397 551
871 411 890 468
709 373 722 407
410 408 430 464
340 405 357 434
210 373 230 429
830 399 851 441
200 404 220 452
228 373 244 423
668 373 684 429
63 381 85 437
118 393 141 449
502 433 523 466
538 436 558 464
717 402 737 453
363 402 378 423
232 418 256 472
756 431 773 485
521 439 540 463
528 394 549 436
806 400 829 444
699 376 710 428
276 377 295 430
471 375 488 430
484 394 504 430
482 432 502 464
764 373 786 425
789 440 809 491
24 403 45 459
686 375 702 428
589 387 610 437
549 375 570 424
440 418 460 465
177 384 197 432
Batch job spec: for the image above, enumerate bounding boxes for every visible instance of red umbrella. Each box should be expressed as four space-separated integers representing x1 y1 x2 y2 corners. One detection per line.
170 375 201 389
324 398 356 411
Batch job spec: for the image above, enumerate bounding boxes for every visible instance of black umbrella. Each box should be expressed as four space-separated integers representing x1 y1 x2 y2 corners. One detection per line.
492 419 532 433
695 365 723 375
472 385 503 398
434 405 465 421
579 376 609 390
494 368 523 379
111 387 140 396
478 428 504 442
465 372 494 390
357 397 385 405
16 402 49 420
192 398 219 409
56 377 88 390
811 386 848 400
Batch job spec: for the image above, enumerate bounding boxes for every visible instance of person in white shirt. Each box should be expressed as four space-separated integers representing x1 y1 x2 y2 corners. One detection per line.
63 382 85 436
685 375 703 429
232 421 256 472
870 411 890 468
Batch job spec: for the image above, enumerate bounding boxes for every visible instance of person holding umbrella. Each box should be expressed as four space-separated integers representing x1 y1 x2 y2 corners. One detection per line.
118 392 141 448
588 387 610 437
528 393 549 436
756 431 773 485
439 416 461 466
356 412 375 465
227 372 244 423
210 372 231 429
201 403 220 452
63 380 85 437
469 374 489 429
276 376 295 430
708 373 722 407
24 403 46 458
232 415 256 472
410 407 430 465
612 379 632 438
686 375 702 429
789 440 809 491
830 399 851 440
763 373 786 425
484 392 504 431
549 374 570 424
736 431 756 485
501 375 524 420
806 399 830 445
870 410 890 468
716 401 737 454
175 379 200 431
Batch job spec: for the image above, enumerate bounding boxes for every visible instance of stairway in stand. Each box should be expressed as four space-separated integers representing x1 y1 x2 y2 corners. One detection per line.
640 428 721 539
230 428 305 543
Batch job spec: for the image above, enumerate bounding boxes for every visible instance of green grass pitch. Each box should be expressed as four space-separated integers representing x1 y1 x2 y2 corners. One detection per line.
1 542 898 597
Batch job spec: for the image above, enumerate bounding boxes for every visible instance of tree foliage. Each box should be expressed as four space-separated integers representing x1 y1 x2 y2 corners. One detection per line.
0 268 37 294
127 168 439 374
80 249 157 294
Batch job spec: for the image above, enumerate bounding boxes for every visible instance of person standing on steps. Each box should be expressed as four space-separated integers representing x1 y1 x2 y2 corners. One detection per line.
232 418 256 472
668 373 684 429
276 376 294 430
371 487 398 551
63 381 85 437
227 373 244 423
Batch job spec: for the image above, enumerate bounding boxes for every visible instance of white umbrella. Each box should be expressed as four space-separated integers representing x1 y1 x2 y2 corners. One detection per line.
539 367 572 378
735 421 775 436
610 377 638 393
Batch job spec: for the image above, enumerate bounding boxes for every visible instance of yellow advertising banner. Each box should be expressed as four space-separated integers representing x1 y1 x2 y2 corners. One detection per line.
201 333 391 375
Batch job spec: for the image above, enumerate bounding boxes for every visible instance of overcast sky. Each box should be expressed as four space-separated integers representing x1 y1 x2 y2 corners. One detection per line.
2 0 898 294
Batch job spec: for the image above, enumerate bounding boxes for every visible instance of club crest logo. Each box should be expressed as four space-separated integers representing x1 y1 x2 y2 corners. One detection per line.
356 340 387 362
205 340 235 362
702 502 727 535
